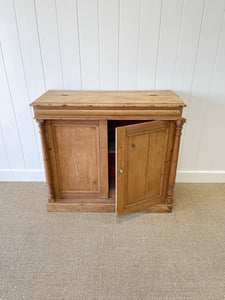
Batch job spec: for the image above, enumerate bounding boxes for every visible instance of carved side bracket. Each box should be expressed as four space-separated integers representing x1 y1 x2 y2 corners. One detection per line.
166 118 186 205
38 120 55 202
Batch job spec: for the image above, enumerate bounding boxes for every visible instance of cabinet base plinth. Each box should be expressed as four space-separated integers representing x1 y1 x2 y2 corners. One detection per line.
139 204 172 213
47 202 172 213
48 202 115 212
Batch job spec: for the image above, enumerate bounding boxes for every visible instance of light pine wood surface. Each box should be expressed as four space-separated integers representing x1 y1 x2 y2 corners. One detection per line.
30 90 185 107
116 121 174 216
31 90 185 215
46 120 108 200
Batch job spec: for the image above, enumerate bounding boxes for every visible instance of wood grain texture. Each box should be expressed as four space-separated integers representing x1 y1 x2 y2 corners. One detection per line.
47 201 172 213
116 120 171 216
48 202 115 212
31 90 185 107
38 121 55 202
145 129 168 199
139 204 172 213
45 120 61 198
115 125 125 215
55 123 99 192
125 132 149 205
33 108 182 121
161 121 176 200
99 120 109 197
32 90 185 214
46 120 108 199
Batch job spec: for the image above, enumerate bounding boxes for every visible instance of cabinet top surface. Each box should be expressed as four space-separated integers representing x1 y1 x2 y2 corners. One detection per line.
30 90 186 108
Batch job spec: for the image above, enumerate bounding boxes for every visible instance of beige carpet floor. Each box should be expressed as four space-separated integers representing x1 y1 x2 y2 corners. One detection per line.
0 183 224 300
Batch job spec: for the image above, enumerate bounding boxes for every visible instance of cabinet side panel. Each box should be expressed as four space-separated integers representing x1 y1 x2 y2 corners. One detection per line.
162 121 176 201
45 121 60 199
38 121 55 202
54 123 99 193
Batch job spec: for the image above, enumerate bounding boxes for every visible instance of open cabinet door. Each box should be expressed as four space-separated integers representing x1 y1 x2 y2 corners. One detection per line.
116 121 174 216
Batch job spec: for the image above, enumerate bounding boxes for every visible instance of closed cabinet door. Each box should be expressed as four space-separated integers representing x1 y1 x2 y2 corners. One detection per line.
116 121 175 216
46 120 108 199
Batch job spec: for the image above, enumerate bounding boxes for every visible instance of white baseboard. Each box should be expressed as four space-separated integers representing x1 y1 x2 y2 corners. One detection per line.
176 171 225 183
0 169 224 183
0 169 45 181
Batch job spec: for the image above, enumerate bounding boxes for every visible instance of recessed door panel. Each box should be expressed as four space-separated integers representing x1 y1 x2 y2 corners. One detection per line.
126 133 149 205
145 129 168 199
46 120 108 199
55 125 99 192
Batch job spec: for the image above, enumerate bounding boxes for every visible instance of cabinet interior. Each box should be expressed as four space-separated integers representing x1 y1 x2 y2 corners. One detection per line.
107 120 148 199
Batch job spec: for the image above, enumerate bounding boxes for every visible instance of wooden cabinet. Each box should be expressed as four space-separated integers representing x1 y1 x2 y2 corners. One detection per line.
31 90 186 216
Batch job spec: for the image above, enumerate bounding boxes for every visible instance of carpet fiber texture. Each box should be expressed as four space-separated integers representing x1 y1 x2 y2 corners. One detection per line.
0 182 224 300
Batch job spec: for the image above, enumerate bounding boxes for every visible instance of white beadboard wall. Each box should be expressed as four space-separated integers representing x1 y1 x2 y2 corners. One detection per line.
0 0 225 182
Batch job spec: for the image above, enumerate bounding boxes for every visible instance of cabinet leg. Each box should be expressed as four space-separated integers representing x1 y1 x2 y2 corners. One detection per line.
38 120 55 202
166 119 185 204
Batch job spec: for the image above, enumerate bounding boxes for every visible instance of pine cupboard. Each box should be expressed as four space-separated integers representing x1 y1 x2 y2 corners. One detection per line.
30 90 186 216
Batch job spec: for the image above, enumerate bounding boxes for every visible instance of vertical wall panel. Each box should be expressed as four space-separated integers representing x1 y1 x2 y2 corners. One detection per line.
13 0 46 100
195 14 225 171
99 0 119 90
172 0 205 170
56 0 82 89
14 0 46 169
35 0 63 89
179 0 225 171
0 45 25 169
173 0 205 107
77 0 100 90
0 0 40 169
119 0 141 90
137 0 162 89
0 125 10 169
155 0 184 89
